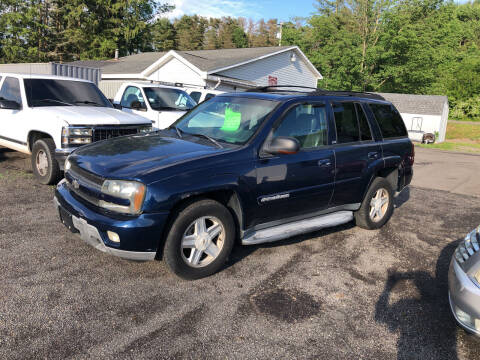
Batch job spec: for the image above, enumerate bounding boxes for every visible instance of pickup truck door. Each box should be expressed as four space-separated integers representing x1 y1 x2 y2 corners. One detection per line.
119 86 155 122
254 102 335 226
329 101 383 207
0 76 27 151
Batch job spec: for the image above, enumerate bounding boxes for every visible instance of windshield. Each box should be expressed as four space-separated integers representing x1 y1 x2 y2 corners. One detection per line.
174 96 279 145
24 79 112 108
144 87 196 111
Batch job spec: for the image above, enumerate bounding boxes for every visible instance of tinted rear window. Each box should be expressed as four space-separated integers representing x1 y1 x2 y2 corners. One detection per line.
369 103 407 138
189 91 201 103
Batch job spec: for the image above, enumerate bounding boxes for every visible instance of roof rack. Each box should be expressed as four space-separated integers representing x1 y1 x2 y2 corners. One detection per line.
245 85 385 100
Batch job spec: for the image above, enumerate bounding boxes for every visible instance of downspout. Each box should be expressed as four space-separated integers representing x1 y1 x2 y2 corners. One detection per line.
213 77 222 90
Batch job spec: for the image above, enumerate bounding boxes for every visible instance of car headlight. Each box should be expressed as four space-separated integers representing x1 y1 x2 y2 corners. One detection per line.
454 226 480 264
64 158 71 172
99 179 146 215
138 125 152 133
62 127 93 147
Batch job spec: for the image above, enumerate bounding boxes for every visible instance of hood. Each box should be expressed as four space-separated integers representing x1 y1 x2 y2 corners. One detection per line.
70 133 228 180
156 110 188 129
31 106 150 125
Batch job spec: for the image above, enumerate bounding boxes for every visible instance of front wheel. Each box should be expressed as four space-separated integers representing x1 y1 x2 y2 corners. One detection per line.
355 177 394 230
163 199 235 280
31 138 61 185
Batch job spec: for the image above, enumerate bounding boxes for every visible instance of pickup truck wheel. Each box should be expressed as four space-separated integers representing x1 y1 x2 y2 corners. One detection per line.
355 177 394 230
31 138 61 185
163 199 235 280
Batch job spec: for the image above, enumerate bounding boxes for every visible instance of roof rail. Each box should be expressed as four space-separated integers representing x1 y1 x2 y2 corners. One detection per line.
245 85 385 100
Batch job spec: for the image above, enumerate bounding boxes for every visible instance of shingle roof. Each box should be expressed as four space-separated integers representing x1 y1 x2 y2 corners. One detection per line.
377 93 448 116
72 52 167 74
70 47 294 75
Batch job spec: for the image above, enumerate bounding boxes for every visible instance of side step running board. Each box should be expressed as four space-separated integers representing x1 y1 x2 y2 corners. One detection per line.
241 211 354 245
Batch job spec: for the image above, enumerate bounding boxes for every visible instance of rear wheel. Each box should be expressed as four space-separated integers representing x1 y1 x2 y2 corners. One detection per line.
355 177 394 230
163 199 235 280
31 138 61 185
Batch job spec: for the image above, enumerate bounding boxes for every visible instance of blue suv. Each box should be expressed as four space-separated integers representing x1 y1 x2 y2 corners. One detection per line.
54 87 414 279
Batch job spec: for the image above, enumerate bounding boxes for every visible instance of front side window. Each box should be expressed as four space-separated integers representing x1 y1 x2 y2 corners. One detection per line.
369 103 408 138
144 87 196 111
175 96 278 145
0 77 22 106
332 102 360 143
273 103 328 149
24 79 111 108
120 86 145 108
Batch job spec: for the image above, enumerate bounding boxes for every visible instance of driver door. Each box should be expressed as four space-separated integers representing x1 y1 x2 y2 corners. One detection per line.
253 102 335 226
120 86 153 121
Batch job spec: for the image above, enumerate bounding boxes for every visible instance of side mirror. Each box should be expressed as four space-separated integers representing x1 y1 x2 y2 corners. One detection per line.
130 100 146 111
112 103 122 110
265 136 300 155
0 100 21 110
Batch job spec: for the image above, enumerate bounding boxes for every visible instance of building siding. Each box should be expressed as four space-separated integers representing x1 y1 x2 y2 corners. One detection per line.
147 57 205 87
217 50 318 88
0 63 101 84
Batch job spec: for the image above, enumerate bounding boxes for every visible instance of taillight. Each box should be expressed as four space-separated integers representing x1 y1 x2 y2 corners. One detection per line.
408 141 415 165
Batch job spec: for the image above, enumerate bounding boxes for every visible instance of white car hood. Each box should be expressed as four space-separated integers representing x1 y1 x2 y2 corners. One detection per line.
157 110 187 129
33 106 150 125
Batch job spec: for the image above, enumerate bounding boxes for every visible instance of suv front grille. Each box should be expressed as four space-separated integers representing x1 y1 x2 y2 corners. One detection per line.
65 163 103 207
93 126 140 142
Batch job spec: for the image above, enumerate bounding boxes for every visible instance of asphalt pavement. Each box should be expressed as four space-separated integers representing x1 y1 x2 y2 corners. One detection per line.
0 146 479 359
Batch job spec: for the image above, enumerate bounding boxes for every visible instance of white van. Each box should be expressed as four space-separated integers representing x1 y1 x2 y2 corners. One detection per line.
0 73 151 184
113 82 197 130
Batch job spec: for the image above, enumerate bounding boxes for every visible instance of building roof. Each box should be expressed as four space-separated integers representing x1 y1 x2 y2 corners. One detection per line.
72 52 167 74
71 46 313 76
377 93 448 116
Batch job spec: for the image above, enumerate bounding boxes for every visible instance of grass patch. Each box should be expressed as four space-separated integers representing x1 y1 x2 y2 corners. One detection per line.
446 122 480 141
419 141 480 153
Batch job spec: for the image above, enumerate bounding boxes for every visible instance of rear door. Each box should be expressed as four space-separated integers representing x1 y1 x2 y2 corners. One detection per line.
254 101 335 225
329 101 383 207
0 76 27 150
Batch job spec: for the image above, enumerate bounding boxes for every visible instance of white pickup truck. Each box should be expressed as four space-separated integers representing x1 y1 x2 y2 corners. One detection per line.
112 82 197 130
0 73 151 184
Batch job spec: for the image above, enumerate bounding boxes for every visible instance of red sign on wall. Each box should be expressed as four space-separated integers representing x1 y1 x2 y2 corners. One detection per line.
268 76 278 86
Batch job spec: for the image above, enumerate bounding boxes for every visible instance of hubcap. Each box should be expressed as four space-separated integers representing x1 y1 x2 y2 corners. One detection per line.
36 150 49 176
181 216 225 268
369 188 389 222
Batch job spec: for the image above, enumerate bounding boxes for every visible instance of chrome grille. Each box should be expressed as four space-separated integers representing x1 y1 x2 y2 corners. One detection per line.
65 164 103 206
92 126 139 142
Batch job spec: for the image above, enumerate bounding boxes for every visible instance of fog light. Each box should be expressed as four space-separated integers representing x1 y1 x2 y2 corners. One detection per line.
455 305 480 331
107 231 120 243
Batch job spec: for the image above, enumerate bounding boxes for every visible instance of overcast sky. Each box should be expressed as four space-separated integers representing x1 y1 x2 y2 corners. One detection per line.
164 0 316 21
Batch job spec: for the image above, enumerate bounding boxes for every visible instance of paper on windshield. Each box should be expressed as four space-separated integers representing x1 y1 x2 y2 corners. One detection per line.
221 107 241 132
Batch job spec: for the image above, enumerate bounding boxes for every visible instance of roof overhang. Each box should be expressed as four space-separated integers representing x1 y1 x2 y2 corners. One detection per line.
206 74 256 88
207 46 323 80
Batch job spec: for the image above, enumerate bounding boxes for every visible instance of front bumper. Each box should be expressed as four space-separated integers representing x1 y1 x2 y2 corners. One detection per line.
448 258 480 336
54 180 169 261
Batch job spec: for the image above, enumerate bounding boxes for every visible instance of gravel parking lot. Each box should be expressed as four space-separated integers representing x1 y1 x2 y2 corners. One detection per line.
1 146 479 359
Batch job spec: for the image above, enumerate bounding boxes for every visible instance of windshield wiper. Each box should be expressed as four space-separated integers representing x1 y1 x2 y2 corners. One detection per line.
74 100 104 107
153 106 183 111
169 125 183 139
188 133 223 149
33 98 73 106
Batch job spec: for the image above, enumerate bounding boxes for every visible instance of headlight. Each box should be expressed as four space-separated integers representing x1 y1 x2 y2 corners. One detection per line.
454 226 480 264
64 158 71 172
99 179 146 215
62 127 93 147
138 125 152 133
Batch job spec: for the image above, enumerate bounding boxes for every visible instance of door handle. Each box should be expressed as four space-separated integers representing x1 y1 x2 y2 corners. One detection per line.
368 152 380 160
318 159 332 167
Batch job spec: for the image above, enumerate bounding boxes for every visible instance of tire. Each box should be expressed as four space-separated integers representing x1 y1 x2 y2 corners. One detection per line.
163 199 235 280
355 177 394 230
31 138 61 185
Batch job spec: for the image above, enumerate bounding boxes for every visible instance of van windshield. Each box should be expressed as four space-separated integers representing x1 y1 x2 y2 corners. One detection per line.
144 87 196 111
24 79 112 108
174 96 279 145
